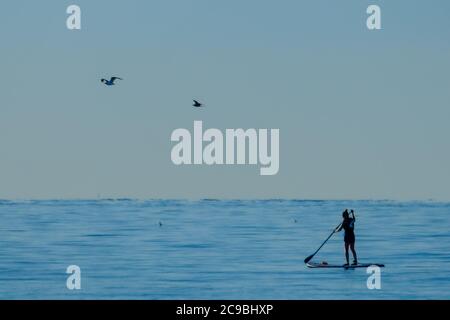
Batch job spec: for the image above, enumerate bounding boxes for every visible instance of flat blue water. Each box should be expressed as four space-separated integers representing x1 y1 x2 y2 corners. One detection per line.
0 200 449 299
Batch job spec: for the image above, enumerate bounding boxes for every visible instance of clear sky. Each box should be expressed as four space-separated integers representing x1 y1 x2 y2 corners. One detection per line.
1 0 449 200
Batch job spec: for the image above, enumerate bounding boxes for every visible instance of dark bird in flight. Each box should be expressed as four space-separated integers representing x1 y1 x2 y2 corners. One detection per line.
192 99 203 107
101 77 123 86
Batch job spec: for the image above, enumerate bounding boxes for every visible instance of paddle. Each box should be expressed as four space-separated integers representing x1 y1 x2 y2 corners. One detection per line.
304 222 342 264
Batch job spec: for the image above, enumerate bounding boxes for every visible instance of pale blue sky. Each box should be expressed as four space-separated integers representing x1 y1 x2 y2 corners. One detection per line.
1 0 449 200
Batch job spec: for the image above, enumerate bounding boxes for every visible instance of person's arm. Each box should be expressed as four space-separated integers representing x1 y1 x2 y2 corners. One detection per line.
351 210 356 221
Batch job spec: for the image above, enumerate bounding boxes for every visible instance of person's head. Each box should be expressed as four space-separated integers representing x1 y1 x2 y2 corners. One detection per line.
342 209 349 219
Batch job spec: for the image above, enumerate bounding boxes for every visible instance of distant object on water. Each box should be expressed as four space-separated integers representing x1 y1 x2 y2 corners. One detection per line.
101 77 123 86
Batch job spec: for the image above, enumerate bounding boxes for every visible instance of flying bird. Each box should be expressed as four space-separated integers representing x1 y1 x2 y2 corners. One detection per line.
101 77 123 86
192 99 203 107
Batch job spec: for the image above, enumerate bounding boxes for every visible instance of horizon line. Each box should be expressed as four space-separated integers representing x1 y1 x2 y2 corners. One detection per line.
0 197 448 203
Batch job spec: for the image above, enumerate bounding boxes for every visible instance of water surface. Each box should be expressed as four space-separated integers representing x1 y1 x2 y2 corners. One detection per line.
0 200 449 299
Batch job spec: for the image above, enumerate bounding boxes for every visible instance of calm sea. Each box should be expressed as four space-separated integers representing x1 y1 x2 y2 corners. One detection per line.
0 200 449 299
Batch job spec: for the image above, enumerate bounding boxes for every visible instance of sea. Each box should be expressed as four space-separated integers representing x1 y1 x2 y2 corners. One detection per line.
0 199 449 299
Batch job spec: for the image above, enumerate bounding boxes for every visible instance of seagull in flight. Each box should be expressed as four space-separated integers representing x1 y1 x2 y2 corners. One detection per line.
192 99 203 107
101 77 123 86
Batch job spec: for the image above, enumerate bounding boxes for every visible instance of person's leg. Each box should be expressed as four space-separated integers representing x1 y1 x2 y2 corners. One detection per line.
344 242 350 265
350 242 357 264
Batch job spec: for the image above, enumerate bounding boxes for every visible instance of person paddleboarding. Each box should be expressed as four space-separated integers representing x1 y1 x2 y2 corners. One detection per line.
335 209 358 266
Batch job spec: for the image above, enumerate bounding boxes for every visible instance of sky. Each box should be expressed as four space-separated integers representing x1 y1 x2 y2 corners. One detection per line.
0 0 449 200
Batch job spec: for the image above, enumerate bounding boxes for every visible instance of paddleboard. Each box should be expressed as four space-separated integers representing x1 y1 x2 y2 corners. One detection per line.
306 262 385 269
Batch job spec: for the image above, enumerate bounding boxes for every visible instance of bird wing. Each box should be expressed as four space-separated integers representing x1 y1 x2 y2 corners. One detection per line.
111 77 123 82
